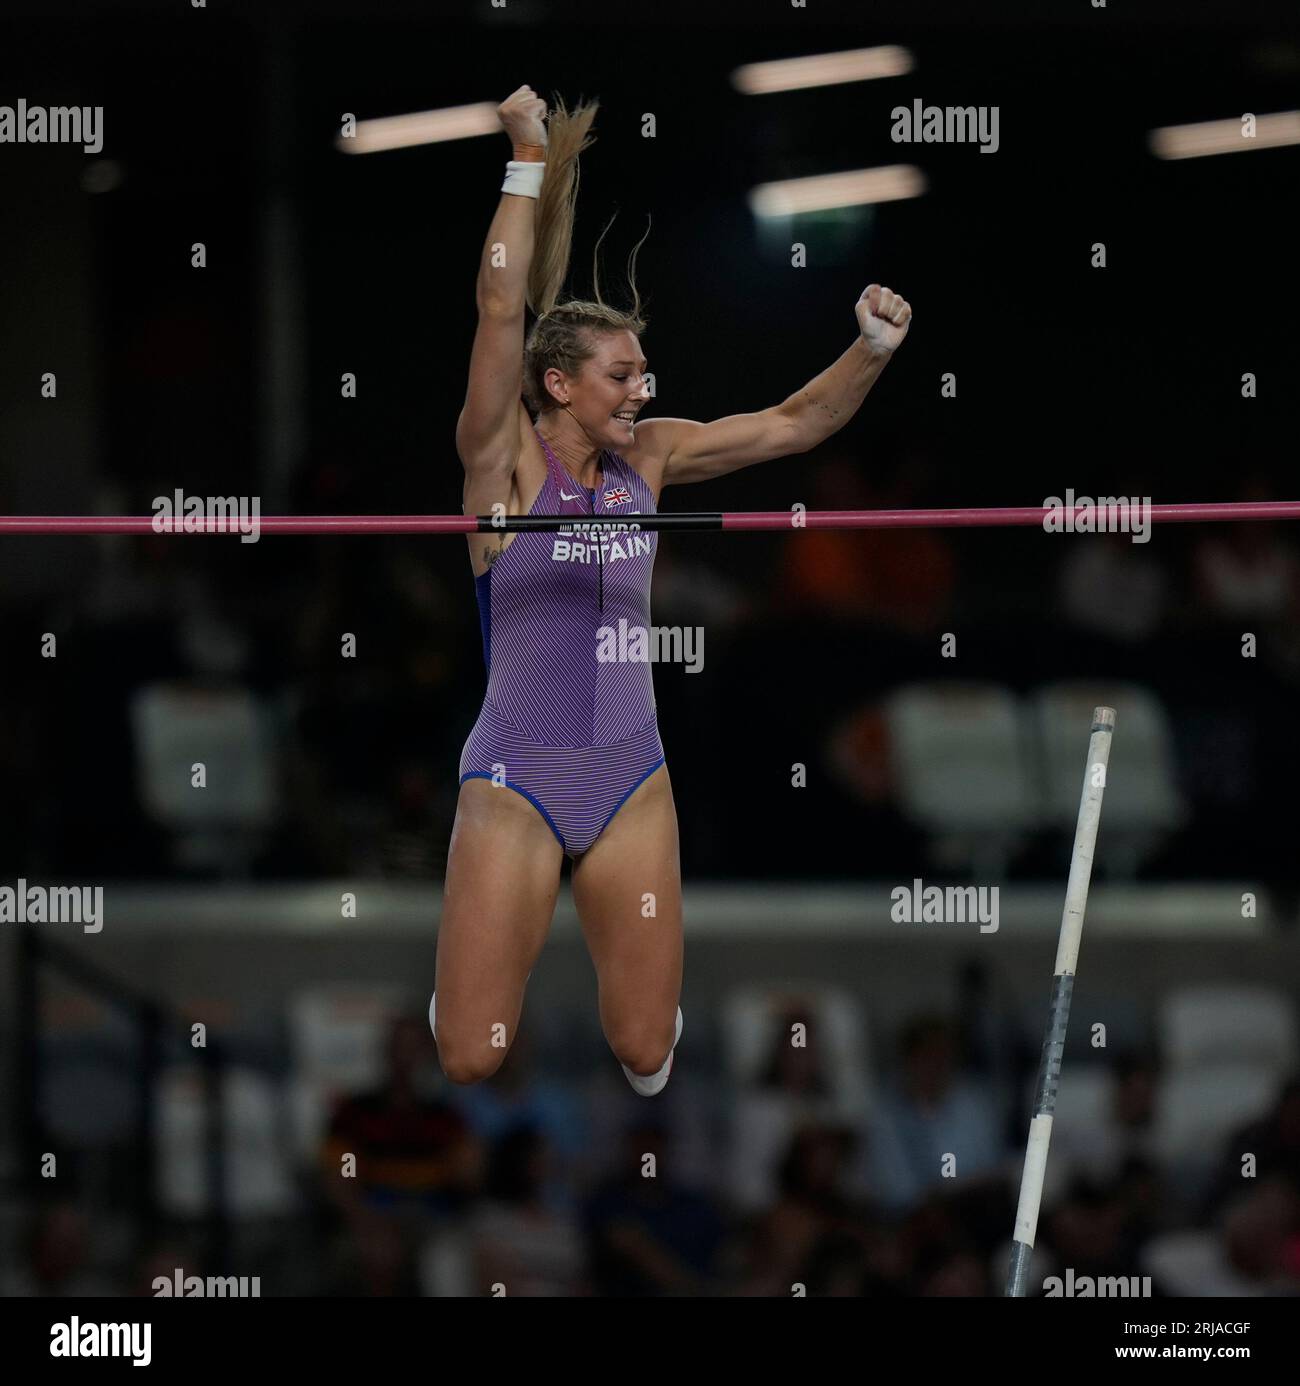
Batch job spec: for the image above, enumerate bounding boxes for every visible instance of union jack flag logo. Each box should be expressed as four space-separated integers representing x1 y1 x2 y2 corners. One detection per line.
603 487 633 508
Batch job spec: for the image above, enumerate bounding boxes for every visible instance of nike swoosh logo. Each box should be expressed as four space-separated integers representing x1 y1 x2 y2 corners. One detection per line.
560 490 581 501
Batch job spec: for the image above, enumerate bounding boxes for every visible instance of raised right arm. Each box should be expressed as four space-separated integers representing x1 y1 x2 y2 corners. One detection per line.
456 86 549 508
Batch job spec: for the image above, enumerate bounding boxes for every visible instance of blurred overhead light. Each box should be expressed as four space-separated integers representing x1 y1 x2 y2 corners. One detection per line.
1149 109 1300 160
337 102 500 155
749 165 926 217
732 45 913 95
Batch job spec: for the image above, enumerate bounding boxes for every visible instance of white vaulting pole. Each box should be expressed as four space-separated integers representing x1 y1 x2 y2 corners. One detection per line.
1006 706 1116 1297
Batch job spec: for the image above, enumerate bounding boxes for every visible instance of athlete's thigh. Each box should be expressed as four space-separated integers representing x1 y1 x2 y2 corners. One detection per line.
570 764 683 1020
436 777 565 1043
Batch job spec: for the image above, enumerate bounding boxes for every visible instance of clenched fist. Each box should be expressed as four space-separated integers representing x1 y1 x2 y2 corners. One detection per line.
856 284 912 354
498 85 549 149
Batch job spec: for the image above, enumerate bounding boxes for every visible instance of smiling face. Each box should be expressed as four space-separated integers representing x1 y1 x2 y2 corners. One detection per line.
544 328 650 450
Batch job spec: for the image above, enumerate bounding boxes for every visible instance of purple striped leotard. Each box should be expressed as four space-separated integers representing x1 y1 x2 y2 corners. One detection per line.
459 426 664 855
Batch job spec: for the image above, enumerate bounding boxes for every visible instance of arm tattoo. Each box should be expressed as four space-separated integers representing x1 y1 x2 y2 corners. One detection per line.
800 389 839 421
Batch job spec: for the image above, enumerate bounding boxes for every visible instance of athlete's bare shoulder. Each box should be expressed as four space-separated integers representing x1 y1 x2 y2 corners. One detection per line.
619 417 680 502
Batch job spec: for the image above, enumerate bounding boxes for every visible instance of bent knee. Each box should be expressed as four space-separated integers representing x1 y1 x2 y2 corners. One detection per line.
435 1037 510 1086
608 1024 675 1077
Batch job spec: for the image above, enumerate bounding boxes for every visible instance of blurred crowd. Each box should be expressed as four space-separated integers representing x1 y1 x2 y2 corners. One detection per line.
8 1001 1300 1297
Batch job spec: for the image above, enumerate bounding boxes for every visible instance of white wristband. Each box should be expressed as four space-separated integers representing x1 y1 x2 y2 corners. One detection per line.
502 160 545 198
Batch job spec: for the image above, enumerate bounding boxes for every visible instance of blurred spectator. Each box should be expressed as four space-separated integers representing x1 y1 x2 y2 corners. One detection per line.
823 702 893 806
1115 1155 1169 1250
729 1004 869 1212
776 456 955 632
445 1027 590 1214
320 1015 482 1294
1053 1051 1162 1187
797 1232 875 1296
651 543 752 629
1 1201 117 1296
131 1236 206 1297
914 1247 990 1296
1202 1074 1300 1220
858 1016 1004 1214
377 762 446 877
1143 1178 1300 1296
1042 1172 1154 1291
467 1125 588 1295
1060 530 1169 642
1192 481 1300 622
737 1124 886 1295
906 1191 1001 1296
584 1121 728 1295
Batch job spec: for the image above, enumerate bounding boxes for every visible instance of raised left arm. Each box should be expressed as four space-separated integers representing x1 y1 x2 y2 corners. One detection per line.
643 284 912 488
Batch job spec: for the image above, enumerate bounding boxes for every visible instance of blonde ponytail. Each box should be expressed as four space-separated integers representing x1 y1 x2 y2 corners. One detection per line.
523 95 653 417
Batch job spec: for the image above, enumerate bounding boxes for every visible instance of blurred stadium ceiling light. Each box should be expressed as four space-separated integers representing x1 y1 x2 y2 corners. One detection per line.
1149 109 1300 159
337 102 501 154
749 165 926 217
732 45 914 95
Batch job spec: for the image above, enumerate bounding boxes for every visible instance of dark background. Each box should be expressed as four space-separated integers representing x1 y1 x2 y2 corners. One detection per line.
1 0 1298 1301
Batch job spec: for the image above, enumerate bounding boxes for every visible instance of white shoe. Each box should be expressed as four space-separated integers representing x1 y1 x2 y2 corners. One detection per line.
622 1006 683 1097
